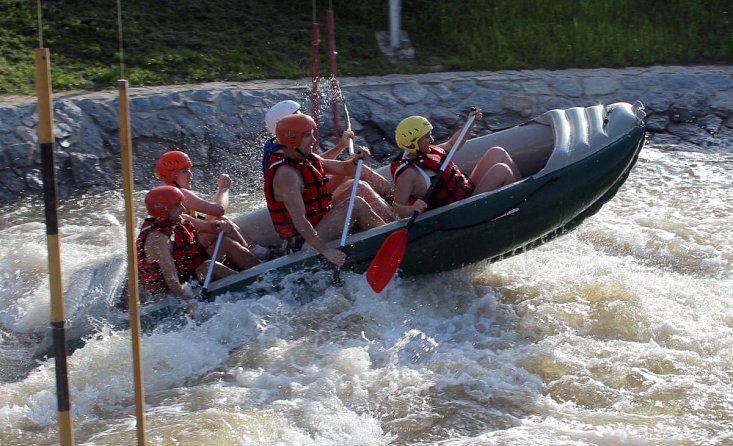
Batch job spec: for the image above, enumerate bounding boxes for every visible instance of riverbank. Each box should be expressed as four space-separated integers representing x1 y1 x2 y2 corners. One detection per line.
0 65 731 205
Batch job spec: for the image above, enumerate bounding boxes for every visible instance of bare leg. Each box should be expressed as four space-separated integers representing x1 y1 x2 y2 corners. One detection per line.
198 232 217 250
329 165 394 203
470 146 521 181
315 197 386 242
332 180 396 223
327 174 348 194
207 237 259 271
196 261 238 282
473 163 515 194
359 165 394 203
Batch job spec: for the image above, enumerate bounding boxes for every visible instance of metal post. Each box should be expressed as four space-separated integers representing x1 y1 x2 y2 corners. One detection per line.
389 0 401 49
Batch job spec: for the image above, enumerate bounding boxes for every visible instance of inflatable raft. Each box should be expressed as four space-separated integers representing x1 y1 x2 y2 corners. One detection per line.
211 102 646 297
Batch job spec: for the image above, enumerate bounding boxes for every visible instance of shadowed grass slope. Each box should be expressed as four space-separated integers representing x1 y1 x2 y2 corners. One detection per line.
0 0 731 94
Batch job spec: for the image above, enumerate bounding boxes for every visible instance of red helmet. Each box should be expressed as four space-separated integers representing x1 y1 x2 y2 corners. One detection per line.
276 114 317 149
144 186 185 218
156 151 192 185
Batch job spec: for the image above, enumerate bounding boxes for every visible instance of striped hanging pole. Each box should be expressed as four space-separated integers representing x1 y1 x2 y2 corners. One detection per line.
35 46 75 446
327 6 340 141
311 1 320 134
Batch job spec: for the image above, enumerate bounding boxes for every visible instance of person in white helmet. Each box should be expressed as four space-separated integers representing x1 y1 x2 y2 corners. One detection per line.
263 100 395 219
263 100 357 174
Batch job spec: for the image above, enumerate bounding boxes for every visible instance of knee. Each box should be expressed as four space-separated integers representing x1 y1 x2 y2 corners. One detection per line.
487 146 511 162
352 196 369 209
351 196 376 215
356 180 375 193
494 163 515 182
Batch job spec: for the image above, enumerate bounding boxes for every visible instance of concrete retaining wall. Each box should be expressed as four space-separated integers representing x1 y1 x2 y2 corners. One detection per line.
0 65 731 204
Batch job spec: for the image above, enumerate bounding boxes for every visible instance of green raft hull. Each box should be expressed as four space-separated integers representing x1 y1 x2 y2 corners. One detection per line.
211 102 646 297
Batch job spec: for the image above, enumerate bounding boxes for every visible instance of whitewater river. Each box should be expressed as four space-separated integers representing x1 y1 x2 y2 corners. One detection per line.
0 135 731 445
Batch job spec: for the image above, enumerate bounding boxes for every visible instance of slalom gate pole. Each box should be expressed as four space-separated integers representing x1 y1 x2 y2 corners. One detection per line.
118 79 148 446
35 46 75 446
116 0 147 443
311 1 320 133
327 5 340 140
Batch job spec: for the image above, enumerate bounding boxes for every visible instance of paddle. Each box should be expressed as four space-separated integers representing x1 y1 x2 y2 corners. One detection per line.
200 229 224 300
366 113 477 293
333 85 362 285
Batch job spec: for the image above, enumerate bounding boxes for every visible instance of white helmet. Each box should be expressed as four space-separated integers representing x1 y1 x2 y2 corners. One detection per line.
265 100 302 134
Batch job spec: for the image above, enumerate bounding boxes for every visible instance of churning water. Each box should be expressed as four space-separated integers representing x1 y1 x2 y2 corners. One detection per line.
0 136 731 445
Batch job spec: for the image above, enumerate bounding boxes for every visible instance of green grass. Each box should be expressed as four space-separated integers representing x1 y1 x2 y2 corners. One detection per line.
1 0 731 95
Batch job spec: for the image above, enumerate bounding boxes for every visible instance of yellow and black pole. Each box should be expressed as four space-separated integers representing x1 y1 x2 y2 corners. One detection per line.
117 0 147 443
34 47 74 446
119 78 147 446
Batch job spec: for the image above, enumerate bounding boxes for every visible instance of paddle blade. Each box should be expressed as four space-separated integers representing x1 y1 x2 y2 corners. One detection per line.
366 229 408 293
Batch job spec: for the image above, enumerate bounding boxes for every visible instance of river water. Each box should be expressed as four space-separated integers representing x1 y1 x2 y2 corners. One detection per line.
0 134 731 445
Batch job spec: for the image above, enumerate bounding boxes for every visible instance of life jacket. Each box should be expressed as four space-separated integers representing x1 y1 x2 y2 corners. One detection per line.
136 217 209 296
390 146 475 210
264 151 332 239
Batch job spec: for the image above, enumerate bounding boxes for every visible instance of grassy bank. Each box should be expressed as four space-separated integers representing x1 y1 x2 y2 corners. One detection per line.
1 0 731 95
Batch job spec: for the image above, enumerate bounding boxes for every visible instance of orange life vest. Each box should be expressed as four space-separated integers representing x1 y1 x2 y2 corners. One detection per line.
136 217 209 296
264 151 332 239
390 146 475 210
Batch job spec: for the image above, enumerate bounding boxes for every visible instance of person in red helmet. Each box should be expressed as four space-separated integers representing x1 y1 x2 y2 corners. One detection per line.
263 100 395 208
156 150 268 259
264 113 393 267
137 186 259 311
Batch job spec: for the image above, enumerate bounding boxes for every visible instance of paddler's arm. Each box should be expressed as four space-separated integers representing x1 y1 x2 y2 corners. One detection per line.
274 166 346 267
319 130 355 160
437 107 482 151
210 173 231 215
144 231 196 307
321 146 371 177
181 189 225 218
392 167 428 219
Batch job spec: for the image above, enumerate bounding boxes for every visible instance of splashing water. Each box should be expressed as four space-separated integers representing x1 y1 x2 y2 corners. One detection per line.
0 140 731 445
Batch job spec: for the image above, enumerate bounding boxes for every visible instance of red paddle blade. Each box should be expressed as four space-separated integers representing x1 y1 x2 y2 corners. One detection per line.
366 229 408 293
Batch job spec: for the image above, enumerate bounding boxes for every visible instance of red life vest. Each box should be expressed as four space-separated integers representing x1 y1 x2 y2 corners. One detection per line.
136 217 209 296
264 151 332 239
390 146 475 210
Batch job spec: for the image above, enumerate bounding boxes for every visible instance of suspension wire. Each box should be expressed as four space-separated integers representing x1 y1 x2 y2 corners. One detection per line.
117 0 125 78
36 0 43 48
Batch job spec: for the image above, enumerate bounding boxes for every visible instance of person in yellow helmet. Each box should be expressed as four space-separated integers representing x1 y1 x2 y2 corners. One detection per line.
390 107 520 218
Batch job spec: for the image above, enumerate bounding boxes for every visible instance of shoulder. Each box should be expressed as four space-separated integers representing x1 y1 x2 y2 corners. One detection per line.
394 164 419 184
273 164 303 187
144 230 170 252
180 188 199 202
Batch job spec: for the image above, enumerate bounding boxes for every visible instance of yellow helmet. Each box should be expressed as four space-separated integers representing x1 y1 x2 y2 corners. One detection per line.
395 116 433 153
